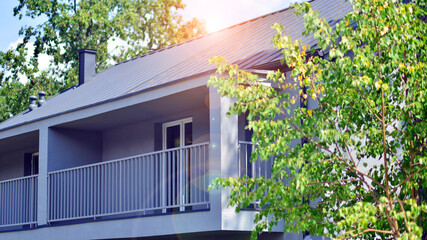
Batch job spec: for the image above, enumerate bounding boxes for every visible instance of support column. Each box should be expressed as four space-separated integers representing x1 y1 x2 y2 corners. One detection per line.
220 96 238 179
208 86 222 223
209 85 240 230
219 96 240 230
37 127 49 226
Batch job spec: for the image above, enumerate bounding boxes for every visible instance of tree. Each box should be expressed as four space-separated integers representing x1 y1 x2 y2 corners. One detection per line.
0 0 206 122
208 0 426 239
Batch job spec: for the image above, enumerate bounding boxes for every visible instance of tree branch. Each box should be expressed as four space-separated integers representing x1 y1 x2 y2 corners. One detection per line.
390 165 427 195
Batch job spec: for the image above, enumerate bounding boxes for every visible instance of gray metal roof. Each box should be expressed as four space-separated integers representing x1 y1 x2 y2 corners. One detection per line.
0 0 352 131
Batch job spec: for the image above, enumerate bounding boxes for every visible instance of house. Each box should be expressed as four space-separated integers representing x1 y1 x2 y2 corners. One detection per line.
0 0 351 239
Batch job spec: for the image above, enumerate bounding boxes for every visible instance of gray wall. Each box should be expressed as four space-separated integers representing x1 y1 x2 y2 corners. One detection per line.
102 106 209 161
0 146 38 181
102 119 154 161
48 128 102 171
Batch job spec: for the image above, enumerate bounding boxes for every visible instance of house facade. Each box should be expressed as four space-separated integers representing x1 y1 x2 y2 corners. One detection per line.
0 0 351 239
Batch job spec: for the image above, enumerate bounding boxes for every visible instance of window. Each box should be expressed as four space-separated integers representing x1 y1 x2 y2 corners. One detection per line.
31 153 39 175
24 152 39 176
162 117 193 150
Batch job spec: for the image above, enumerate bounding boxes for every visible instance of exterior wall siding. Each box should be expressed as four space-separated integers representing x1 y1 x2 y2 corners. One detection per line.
102 105 209 161
0 147 37 181
48 128 102 172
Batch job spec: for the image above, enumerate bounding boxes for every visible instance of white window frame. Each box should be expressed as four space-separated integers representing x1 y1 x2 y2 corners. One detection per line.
162 117 192 150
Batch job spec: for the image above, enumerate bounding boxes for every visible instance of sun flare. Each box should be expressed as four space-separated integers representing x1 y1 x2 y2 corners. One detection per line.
205 18 227 33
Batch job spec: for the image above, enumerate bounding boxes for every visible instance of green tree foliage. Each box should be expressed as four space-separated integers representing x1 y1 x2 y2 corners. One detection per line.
209 0 426 239
0 0 206 122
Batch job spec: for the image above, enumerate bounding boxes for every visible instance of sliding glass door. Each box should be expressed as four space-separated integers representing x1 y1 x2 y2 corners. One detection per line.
162 118 192 210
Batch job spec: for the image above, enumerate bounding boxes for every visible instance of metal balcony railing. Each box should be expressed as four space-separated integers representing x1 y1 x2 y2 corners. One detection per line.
48 142 209 222
238 141 273 179
0 175 38 227
238 141 274 208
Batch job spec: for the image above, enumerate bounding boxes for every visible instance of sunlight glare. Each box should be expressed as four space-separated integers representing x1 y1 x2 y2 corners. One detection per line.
205 16 227 33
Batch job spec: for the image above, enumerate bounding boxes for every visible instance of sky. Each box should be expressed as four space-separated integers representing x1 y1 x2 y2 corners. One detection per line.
0 0 301 52
180 0 299 33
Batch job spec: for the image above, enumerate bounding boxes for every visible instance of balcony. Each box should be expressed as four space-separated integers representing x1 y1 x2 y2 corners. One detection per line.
238 141 273 179
48 143 209 223
0 143 208 229
238 141 274 209
0 140 275 229
0 175 38 228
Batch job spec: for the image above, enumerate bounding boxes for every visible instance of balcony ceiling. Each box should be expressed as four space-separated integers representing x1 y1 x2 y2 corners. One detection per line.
0 130 38 154
54 86 208 131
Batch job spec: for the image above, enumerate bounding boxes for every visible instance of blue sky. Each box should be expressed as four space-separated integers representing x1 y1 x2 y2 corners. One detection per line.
0 1 44 51
0 0 300 53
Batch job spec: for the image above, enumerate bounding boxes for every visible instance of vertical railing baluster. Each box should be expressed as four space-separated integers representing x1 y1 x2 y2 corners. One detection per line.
149 155 152 210
108 163 111 215
115 162 119 213
190 147 194 204
166 151 170 207
20 179 23 224
137 157 141 211
149 155 152 209
74 170 77 218
88 167 91 217
60 173 62 220
0 183 2 225
58 173 61 220
95 165 98 216
98 165 101 216
143 156 146 211
35 177 38 223
47 174 50 222
11 180 14 225
198 146 202 203
70 171 73 218
67 171 70 219
131 158 135 211
62 172 64 220
161 152 166 212
7 181 9 224
7 181 9 225
81 168 84 217
204 145 206 202
52 174 55 221
2 183 4 225
128 159 130 211
252 143 256 179
179 148 183 210
14 180 18 225
150 154 155 207
152 155 155 208
25 178 28 224
51 174 54 221
200 146 203 203
118 161 121 213
184 148 188 205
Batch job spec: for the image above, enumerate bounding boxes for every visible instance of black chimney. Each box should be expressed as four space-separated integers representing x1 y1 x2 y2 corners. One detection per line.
78 49 97 85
